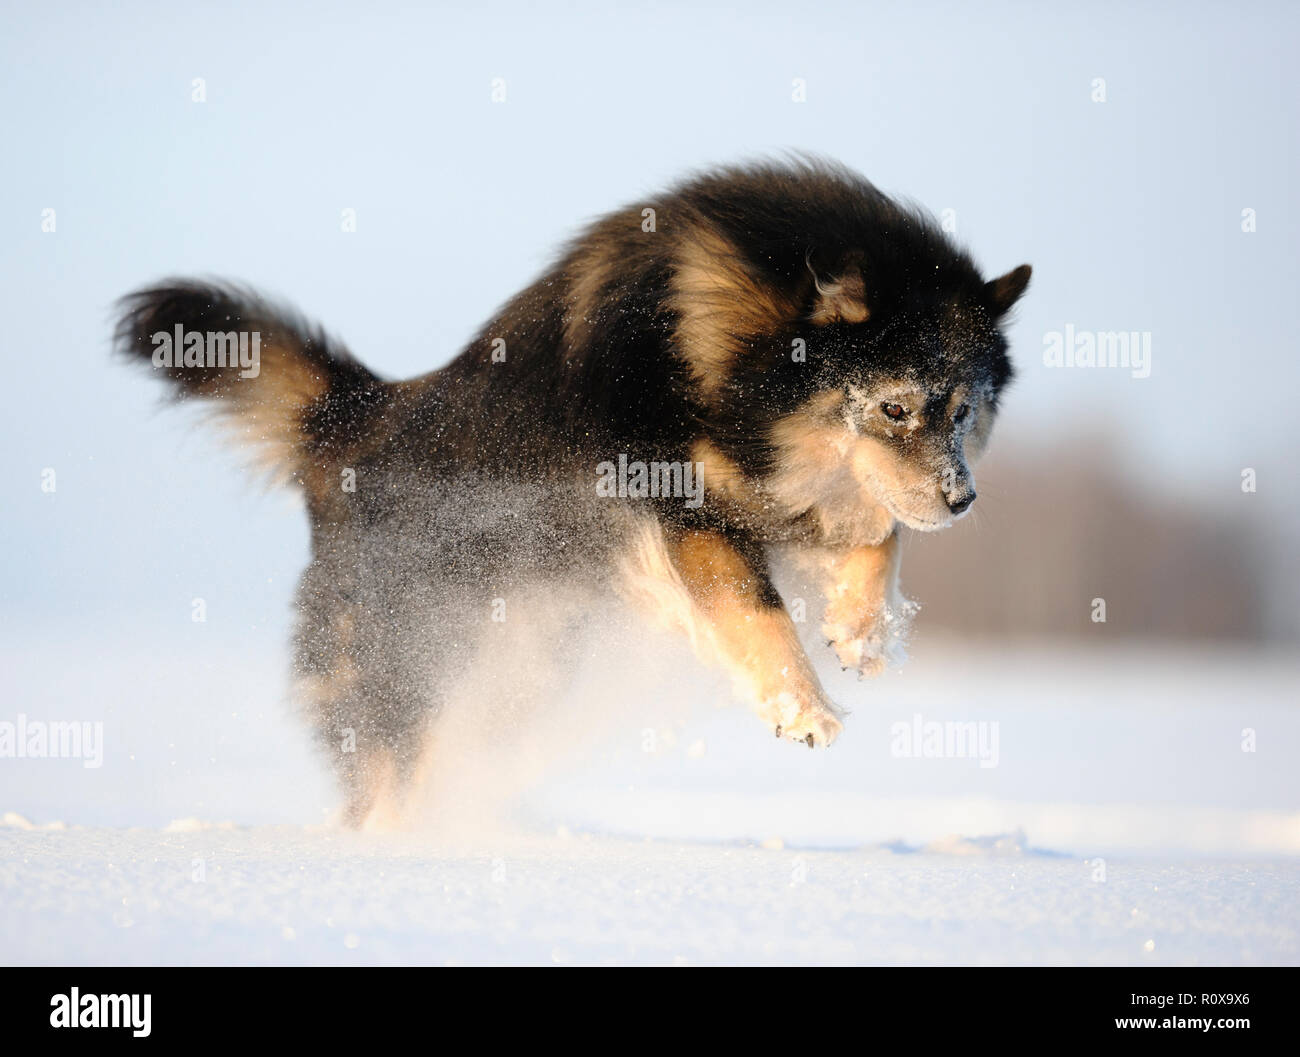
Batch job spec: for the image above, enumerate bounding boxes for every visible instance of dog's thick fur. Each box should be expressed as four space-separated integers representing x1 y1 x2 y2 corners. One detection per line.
115 159 1030 826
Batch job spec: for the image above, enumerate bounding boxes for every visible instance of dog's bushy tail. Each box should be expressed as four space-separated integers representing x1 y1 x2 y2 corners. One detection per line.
114 280 390 487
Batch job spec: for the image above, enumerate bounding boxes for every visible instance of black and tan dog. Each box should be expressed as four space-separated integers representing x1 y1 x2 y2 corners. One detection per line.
116 159 1030 826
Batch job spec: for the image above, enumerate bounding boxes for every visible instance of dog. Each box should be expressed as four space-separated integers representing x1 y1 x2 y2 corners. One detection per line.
115 158 1030 827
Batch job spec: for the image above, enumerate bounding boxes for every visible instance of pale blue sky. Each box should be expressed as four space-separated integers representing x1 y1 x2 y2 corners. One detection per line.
2 0 1297 623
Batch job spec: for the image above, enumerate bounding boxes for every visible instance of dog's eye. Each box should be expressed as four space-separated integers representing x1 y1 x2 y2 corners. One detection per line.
881 402 907 420
953 403 970 423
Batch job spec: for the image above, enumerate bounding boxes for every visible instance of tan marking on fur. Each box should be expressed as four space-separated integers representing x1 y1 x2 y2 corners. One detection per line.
563 237 625 352
689 437 765 519
690 438 748 497
203 339 331 488
809 270 869 325
670 224 795 398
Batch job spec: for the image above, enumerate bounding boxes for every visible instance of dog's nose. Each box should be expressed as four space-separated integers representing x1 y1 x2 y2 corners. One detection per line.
946 491 976 515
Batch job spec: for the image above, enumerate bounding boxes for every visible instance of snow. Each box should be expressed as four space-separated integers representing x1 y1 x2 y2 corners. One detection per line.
2 826 1294 966
2 627 1298 966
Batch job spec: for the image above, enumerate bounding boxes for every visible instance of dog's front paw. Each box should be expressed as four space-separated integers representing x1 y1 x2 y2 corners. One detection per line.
766 692 844 748
823 596 918 678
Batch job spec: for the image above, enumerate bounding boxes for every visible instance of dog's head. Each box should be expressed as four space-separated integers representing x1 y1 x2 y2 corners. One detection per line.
769 253 1031 532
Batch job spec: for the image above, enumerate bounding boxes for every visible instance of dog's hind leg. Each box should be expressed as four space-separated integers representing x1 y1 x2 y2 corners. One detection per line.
294 662 392 827
297 655 437 828
294 570 436 828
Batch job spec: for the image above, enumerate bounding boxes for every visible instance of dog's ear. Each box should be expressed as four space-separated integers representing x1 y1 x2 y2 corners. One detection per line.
808 248 869 325
985 263 1032 317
